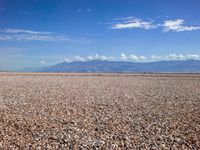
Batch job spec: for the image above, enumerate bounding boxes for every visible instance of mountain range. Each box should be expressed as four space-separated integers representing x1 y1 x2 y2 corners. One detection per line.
20 59 200 73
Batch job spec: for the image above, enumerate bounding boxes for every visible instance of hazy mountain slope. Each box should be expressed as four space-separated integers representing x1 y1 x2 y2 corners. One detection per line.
39 59 200 73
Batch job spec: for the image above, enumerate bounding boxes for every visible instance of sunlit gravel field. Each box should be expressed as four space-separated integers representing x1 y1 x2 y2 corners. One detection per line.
0 73 200 149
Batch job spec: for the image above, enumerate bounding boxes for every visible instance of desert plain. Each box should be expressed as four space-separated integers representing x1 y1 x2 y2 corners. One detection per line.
0 73 199 149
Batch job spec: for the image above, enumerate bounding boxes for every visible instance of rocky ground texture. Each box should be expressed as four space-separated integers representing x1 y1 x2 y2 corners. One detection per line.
0 73 199 149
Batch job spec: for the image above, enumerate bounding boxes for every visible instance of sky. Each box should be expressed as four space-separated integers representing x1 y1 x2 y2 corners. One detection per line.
0 0 200 70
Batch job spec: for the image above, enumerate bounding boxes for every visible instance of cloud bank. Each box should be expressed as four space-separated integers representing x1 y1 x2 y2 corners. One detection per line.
0 29 91 43
111 17 157 30
60 53 200 63
110 17 200 32
120 53 147 61
64 54 114 62
163 19 200 32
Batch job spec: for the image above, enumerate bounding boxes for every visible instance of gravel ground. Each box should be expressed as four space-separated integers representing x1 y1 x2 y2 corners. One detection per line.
0 73 200 149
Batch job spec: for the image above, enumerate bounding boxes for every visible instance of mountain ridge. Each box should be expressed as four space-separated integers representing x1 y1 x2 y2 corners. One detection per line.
30 59 200 73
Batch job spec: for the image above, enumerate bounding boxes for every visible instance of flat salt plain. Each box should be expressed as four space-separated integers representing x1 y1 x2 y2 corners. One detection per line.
0 73 199 149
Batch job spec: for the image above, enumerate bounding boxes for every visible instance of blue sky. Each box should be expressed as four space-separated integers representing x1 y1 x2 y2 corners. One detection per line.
0 0 200 70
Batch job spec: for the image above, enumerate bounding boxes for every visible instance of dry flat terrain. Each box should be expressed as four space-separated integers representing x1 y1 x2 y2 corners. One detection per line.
0 73 200 149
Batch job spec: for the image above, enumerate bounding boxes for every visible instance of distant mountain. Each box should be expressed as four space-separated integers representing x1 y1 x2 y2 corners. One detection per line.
36 59 200 73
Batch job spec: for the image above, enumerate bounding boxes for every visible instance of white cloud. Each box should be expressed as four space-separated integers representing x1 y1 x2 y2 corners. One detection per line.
64 54 114 62
151 55 162 60
120 53 127 60
165 53 199 60
120 53 199 61
187 54 199 59
121 53 146 61
111 17 158 30
73 55 86 61
2 29 51 34
179 54 186 59
0 28 91 42
130 54 139 61
87 56 93 60
87 54 114 60
61 53 199 64
109 17 200 32
166 53 184 60
59 52 200 63
139 56 147 60
163 19 200 32
64 58 71 62
0 34 69 41
0 29 69 41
